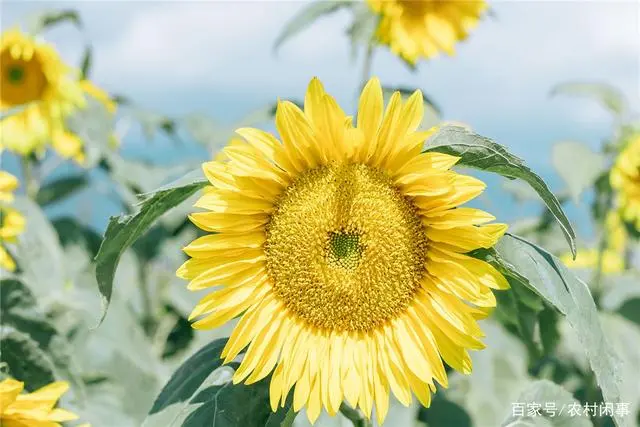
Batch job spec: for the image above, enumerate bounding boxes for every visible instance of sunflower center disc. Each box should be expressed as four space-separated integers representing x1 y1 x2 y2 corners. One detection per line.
265 162 429 332
0 50 47 106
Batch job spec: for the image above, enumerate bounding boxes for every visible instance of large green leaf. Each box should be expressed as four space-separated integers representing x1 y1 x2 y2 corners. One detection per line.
11 196 67 297
273 0 354 52
36 174 89 206
494 234 628 427
425 126 576 256
145 338 290 427
94 169 207 326
551 141 606 204
501 380 592 427
0 327 56 391
550 82 628 117
149 338 228 414
0 278 84 394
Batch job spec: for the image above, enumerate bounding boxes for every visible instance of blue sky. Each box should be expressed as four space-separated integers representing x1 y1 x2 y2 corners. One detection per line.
2 0 639 235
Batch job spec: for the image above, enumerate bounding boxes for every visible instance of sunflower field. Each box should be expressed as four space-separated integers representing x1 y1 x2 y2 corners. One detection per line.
1 2 639 427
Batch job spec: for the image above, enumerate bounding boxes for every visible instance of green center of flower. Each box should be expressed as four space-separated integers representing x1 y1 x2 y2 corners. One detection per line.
7 65 25 84
328 231 363 270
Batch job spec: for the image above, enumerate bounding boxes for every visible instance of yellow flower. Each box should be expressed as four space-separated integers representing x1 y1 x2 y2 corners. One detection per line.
0 28 115 164
0 206 25 271
561 249 624 274
611 135 640 231
178 77 508 424
605 211 627 253
0 378 79 426
366 0 487 65
0 170 19 203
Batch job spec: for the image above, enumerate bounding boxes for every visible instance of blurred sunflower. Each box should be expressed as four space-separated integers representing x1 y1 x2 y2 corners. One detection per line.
560 212 627 274
611 134 640 231
0 28 116 164
366 0 488 65
0 378 80 426
179 77 508 423
0 170 24 272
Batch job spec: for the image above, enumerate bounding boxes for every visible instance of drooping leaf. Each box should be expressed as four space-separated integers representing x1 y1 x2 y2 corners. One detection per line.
0 278 84 396
273 0 354 52
425 126 576 256
494 234 628 427
501 380 593 427
36 174 89 206
551 141 606 203
145 338 291 427
93 169 207 326
550 82 628 117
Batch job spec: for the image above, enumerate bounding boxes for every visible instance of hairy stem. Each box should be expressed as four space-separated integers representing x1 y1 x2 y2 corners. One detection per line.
340 403 372 427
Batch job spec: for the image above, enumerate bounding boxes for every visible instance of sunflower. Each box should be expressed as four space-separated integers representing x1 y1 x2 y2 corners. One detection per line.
0 170 24 272
366 0 488 65
0 28 115 164
560 211 627 274
0 378 79 426
611 135 640 231
179 77 508 424
0 170 19 203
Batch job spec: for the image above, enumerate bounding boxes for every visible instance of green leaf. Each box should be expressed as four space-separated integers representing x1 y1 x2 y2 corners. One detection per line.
494 234 628 427
145 338 291 427
0 278 84 396
550 82 628 117
598 314 640 421
425 126 576 257
28 9 82 33
149 338 228 414
66 97 115 168
80 47 92 79
52 217 103 257
11 196 66 296
551 141 606 204
36 174 89 206
382 86 441 130
0 327 56 391
94 169 207 326
418 393 471 427
501 380 593 427
273 0 354 52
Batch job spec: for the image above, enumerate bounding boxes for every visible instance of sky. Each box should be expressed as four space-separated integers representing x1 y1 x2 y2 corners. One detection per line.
2 0 639 235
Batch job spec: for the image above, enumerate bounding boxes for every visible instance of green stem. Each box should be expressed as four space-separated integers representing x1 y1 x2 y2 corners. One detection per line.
280 406 298 427
340 403 372 427
20 157 39 199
